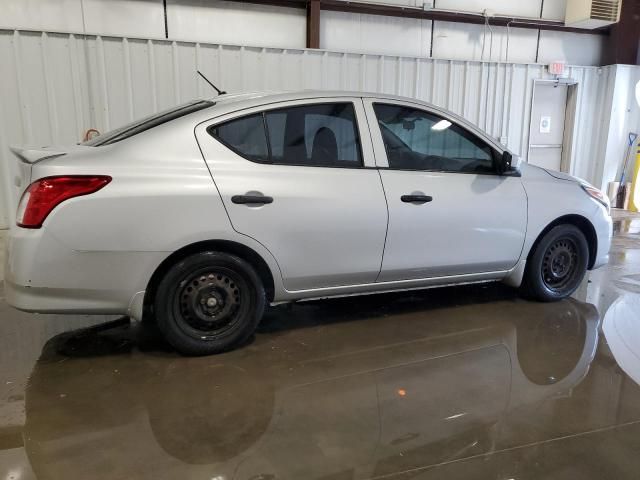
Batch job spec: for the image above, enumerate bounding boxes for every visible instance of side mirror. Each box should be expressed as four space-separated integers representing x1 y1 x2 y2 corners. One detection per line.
494 150 512 175
502 151 513 171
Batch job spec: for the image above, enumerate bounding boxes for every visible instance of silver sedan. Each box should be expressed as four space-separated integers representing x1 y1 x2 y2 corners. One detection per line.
5 91 612 355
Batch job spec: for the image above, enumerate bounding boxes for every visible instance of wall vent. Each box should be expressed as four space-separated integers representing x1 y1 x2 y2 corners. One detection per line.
566 0 621 29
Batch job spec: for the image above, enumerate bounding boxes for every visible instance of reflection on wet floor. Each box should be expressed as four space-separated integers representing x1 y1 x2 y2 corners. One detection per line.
1 211 639 479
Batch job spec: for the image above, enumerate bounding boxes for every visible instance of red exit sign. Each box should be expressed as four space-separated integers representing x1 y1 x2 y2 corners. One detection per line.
549 62 566 75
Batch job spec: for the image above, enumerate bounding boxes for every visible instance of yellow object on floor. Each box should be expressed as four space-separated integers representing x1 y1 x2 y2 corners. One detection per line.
630 145 640 212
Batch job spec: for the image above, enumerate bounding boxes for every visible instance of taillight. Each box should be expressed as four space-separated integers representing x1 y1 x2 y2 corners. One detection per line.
16 175 111 228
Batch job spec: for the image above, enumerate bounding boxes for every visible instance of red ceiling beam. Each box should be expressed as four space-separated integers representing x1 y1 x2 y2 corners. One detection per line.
320 1 609 35
224 0 610 37
225 0 308 7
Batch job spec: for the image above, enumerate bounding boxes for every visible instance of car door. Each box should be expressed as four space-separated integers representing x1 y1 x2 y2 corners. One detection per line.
363 99 527 282
195 98 388 291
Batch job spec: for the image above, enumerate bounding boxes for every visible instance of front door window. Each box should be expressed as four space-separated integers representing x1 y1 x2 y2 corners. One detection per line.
373 103 496 174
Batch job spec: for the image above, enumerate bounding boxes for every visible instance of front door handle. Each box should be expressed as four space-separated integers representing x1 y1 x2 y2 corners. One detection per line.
231 194 273 205
401 194 433 204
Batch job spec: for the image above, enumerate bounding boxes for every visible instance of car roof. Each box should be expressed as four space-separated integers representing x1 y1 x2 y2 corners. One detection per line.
211 89 410 100
208 90 434 107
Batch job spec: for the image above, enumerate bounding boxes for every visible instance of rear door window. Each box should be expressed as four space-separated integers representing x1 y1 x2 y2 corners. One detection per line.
265 103 362 167
208 102 363 168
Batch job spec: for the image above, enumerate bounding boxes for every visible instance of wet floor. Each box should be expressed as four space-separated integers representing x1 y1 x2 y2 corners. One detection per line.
1 211 640 479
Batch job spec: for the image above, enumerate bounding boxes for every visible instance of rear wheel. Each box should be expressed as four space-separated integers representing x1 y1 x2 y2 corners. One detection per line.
521 224 589 302
154 252 266 355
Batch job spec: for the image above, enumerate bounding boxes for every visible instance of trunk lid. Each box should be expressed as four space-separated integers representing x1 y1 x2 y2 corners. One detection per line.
10 145 68 165
9 145 69 191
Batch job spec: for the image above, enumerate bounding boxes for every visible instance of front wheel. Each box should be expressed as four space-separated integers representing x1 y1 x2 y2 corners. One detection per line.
154 252 266 355
521 224 589 302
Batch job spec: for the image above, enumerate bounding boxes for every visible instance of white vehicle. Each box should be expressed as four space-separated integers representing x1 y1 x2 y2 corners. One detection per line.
4 91 612 355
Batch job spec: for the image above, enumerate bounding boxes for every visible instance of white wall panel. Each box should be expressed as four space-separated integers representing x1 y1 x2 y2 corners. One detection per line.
0 0 165 38
432 21 538 63
538 30 604 66
325 15 602 66
166 0 306 48
599 66 640 192
542 0 567 21
82 0 165 39
320 11 431 57
0 0 84 32
563 65 615 187
0 29 616 228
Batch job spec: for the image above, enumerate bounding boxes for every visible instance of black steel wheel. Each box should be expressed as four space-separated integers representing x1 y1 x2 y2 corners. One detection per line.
154 252 266 355
521 224 589 302
175 268 247 340
541 237 580 291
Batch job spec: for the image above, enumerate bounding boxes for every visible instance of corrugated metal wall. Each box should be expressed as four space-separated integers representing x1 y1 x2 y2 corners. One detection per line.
0 29 612 229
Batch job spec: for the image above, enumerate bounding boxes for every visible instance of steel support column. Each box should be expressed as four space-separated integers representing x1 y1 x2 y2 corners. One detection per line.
605 0 640 65
307 0 320 48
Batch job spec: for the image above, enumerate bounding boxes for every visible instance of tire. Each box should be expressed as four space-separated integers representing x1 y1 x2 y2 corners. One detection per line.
154 251 266 356
521 224 589 302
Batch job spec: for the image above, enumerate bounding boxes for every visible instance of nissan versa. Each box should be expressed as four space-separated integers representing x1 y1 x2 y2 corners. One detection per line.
5 91 612 355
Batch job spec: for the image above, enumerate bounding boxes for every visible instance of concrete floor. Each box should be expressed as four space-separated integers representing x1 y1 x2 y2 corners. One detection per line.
1 211 640 479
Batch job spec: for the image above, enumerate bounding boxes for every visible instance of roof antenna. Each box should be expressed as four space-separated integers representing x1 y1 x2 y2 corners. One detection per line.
197 70 227 96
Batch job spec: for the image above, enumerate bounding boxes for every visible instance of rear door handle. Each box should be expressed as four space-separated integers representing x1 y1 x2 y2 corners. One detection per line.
401 195 433 204
231 195 273 205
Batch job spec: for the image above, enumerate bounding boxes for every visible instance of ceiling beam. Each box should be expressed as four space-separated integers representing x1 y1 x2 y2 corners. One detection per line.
320 1 609 35
224 0 609 36
224 0 308 7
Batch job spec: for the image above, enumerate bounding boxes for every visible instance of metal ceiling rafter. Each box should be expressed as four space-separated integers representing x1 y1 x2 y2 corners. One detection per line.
224 0 610 43
319 1 609 34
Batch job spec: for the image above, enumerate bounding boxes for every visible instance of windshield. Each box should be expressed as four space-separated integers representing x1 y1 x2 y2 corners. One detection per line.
83 100 214 146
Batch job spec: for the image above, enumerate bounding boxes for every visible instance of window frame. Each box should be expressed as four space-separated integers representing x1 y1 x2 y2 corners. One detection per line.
370 101 504 176
207 101 366 169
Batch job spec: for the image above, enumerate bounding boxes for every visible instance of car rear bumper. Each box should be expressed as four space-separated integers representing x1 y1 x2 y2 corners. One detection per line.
4 280 127 314
4 227 162 316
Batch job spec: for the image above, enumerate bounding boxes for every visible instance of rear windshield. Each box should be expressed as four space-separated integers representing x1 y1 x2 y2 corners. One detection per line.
84 100 214 146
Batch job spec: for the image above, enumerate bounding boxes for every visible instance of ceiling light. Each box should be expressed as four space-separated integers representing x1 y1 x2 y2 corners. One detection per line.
432 120 452 131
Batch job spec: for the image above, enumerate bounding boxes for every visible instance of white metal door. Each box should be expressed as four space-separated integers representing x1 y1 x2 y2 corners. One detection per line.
528 83 569 172
195 98 388 291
